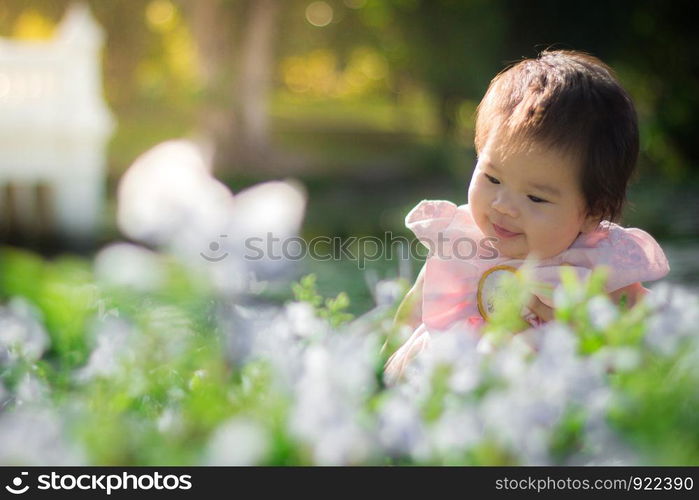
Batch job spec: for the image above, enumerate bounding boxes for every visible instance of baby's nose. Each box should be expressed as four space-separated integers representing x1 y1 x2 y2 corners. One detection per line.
491 192 519 218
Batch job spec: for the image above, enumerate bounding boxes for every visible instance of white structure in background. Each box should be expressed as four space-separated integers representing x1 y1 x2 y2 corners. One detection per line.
0 3 115 241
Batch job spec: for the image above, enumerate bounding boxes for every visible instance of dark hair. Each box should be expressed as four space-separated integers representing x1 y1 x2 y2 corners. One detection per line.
475 50 639 223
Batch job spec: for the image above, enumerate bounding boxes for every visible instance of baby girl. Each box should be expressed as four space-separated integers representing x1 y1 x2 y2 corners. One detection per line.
385 50 669 379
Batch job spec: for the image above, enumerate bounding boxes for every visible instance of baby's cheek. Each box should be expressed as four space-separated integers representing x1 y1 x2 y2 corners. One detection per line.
468 182 486 209
467 177 482 196
533 216 561 236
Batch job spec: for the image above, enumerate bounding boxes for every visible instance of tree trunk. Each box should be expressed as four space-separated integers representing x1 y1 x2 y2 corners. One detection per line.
185 0 281 173
239 0 281 158
184 0 238 170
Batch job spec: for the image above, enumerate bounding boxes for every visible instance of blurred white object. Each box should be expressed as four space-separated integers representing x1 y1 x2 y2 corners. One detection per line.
228 179 307 281
94 243 166 292
117 139 233 248
0 408 85 465
117 138 307 294
0 298 50 364
204 417 270 465
0 3 115 241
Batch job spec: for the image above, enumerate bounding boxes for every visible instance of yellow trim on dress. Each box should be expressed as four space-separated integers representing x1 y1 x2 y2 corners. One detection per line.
476 265 518 320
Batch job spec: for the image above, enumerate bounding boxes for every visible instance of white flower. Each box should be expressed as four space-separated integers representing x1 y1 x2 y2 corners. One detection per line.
15 374 50 406
312 421 375 465
587 295 619 330
204 417 270 465
374 279 403 307
553 282 586 310
285 302 325 339
94 243 165 292
0 298 50 363
594 346 641 373
575 419 638 465
287 332 379 464
645 284 699 356
77 317 137 382
157 408 184 436
0 408 85 465
377 393 426 457
429 407 482 460
424 328 480 367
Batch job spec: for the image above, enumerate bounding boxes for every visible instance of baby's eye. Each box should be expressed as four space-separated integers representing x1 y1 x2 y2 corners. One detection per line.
527 195 548 203
485 174 500 184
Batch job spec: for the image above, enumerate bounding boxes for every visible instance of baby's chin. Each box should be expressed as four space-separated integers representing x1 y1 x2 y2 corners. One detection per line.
492 240 527 260
487 232 527 259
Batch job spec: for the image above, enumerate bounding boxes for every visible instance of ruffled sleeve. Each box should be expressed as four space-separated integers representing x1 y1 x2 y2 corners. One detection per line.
405 200 487 258
405 200 459 251
555 222 670 292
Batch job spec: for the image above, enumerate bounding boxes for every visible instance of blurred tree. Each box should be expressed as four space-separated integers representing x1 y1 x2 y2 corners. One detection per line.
1 0 697 176
180 0 282 172
89 0 153 109
618 0 699 177
501 0 699 176
355 0 507 138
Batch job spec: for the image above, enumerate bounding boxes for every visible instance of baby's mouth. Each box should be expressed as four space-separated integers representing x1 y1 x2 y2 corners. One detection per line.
492 222 522 239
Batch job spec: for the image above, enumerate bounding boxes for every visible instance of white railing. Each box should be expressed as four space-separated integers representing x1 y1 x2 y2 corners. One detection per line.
0 3 115 243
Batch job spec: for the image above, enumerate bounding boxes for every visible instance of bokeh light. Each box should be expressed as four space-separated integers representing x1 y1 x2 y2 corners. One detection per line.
11 9 54 40
281 48 388 98
305 1 334 28
146 0 175 29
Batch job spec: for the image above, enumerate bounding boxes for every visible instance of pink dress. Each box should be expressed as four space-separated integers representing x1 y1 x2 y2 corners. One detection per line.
385 200 670 378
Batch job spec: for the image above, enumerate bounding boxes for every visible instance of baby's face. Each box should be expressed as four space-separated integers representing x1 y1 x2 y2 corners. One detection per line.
468 132 599 260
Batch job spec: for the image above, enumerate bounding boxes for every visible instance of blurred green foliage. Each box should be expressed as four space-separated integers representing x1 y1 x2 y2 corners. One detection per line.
292 273 354 327
1 0 697 178
1 244 699 464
